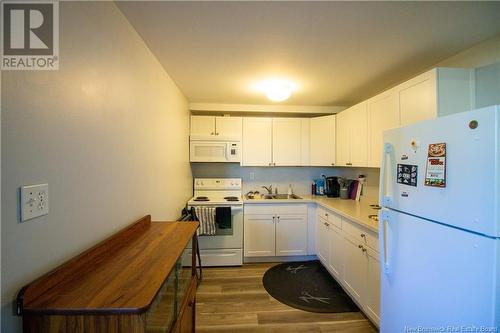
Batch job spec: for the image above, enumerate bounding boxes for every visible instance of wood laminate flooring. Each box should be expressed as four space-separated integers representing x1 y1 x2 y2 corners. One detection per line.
196 263 378 333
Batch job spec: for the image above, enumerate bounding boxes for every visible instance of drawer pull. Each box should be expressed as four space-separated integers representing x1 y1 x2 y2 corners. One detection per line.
358 244 367 253
360 233 366 239
325 213 328 217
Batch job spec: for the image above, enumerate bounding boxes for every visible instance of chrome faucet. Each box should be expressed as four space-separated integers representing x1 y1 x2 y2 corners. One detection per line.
262 185 273 195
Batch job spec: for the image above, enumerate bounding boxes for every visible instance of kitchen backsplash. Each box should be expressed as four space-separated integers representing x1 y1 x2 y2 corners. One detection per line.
190 164 380 200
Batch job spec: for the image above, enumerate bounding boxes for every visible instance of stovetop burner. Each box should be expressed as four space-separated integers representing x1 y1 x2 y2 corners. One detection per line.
224 196 240 202
194 196 209 202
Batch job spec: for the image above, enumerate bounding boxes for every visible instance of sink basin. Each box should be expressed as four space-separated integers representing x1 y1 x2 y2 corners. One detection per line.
262 194 302 200
246 194 302 200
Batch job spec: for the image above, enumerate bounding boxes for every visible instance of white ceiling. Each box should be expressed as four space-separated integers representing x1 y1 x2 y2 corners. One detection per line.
117 1 500 107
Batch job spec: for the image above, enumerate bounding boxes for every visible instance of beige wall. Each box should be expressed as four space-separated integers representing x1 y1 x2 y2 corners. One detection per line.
1 2 192 332
435 34 500 68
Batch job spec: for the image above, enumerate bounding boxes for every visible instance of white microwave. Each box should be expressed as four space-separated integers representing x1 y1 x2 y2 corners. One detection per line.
190 141 240 163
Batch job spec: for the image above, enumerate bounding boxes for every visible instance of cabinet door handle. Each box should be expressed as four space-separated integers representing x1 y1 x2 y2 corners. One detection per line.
216 132 219 135
325 213 328 217
211 132 214 135
323 222 329 227
272 216 276 223
269 163 272 166
277 216 280 223
360 233 366 239
346 162 352 166
331 163 335 166
358 244 367 252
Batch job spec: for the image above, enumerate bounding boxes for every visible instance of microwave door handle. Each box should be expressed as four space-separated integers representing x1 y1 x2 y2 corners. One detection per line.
225 143 230 161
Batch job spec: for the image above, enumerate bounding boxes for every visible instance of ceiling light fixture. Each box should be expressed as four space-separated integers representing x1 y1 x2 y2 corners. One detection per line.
255 79 296 102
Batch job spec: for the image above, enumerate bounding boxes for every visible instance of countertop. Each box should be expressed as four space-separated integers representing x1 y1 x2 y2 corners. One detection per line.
19 216 199 314
243 195 379 233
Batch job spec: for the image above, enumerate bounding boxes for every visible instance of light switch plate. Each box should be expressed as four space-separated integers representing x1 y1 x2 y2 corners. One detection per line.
21 184 49 222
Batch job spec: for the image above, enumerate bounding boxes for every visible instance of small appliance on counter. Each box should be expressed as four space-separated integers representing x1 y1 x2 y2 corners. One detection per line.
325 176 340 197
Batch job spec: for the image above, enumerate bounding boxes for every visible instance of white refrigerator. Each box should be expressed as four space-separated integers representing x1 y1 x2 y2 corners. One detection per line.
379 105 500 333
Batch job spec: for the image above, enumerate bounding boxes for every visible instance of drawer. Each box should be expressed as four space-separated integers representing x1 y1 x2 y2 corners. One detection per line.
342 218 379 252
244 204 307 215
317 207 342 229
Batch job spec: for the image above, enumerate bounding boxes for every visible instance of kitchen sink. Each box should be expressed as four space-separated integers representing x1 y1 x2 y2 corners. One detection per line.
248 194 303 200
271 194 302 199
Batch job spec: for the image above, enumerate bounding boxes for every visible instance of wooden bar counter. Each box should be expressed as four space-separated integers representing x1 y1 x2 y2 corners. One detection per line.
16 215 199 333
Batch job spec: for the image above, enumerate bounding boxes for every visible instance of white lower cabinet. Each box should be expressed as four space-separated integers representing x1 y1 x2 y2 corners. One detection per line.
327 224 343 280
316 216 329 263
243 214 275 257
315 207 380 327
244 204 308 258
365 247 381 324
316 213 343 279
276 215 308 256
342 233 366 305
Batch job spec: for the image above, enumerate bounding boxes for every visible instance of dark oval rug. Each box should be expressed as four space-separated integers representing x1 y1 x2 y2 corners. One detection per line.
262 260 359 313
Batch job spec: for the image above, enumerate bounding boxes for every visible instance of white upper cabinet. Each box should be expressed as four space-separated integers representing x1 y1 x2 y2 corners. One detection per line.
273 118 302 166
349 102 368 167
398 71 437 126
190 116 216 138
215 116 242 140
336 111 350 166
190 115 242 140
310 115 336 166
397 68 474 127
300 118 310 166
336 102 367 167
367 89 399 167
242 117 273 166
242 117 309 166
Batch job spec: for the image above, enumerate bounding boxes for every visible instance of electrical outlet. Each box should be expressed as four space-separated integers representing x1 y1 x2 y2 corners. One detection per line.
21 184 49 222
249 172 255 180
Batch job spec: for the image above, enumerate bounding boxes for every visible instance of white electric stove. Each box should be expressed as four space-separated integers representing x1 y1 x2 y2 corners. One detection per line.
186 178 243 266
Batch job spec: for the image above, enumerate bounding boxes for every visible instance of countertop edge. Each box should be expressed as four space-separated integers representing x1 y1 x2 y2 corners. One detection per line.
243 196 379 233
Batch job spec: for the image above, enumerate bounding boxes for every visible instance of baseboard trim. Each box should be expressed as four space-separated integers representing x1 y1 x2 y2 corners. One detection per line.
244 255 318 263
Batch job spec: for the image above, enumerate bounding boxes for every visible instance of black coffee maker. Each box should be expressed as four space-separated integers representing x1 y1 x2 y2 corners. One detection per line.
325 177 340 197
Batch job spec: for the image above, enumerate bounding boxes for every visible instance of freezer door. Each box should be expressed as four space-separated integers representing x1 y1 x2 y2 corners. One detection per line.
380 105 499 237
379 209 499 332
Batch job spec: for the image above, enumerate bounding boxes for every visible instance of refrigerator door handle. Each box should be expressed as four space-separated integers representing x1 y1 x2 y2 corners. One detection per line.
379 210 391 274
379 143 394 206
